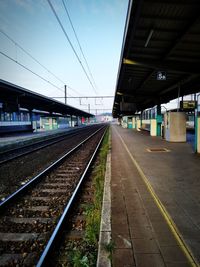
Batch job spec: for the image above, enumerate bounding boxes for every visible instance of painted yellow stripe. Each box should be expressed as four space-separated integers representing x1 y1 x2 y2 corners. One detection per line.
114 127 199 267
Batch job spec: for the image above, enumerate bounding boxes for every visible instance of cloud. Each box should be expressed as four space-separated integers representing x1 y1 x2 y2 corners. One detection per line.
12 0 66 17
13 0 35 14
0 14 10 32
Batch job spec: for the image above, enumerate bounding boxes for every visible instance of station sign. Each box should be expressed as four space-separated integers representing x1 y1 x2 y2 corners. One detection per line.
157 71 166 80
120 102 136 112
180 100 197 111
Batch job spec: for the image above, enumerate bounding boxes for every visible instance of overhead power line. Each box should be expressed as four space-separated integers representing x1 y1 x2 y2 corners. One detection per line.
0 50 80 101
46 0 98 95
62 0 98 91
0 29 64 87
0 29 81 97
50 96 114 99
0 50 65 93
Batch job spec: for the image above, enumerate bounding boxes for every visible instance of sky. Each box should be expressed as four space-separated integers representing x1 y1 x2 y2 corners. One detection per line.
0 0 129 115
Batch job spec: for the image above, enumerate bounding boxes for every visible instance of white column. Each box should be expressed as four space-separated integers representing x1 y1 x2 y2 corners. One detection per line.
132 117 136 129
197 117 200 153
164 112 186 142
150 119 157 136
136 118 141 131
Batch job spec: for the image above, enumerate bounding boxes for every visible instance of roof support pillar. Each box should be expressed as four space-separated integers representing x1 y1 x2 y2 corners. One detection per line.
29 109 34 132
64 85 67 105
70 115 73 127
156 104 162 137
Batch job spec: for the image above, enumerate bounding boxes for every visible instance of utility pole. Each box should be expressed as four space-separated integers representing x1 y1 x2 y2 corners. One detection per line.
64 85 67 104
88 104 90 113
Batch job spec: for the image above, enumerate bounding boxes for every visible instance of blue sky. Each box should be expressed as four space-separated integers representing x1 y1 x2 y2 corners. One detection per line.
0 0 129 114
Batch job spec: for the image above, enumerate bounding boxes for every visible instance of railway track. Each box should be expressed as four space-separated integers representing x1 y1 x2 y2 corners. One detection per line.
49 170 96 267
0 125 104 200
0 126 97 165
0 125 108 266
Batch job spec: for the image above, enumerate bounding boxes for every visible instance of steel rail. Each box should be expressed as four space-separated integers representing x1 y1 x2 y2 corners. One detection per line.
36 125 108 267
0 126 91 165
0 125 106 212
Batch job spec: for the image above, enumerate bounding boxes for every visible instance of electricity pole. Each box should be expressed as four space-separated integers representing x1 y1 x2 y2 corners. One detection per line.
64 85 67 104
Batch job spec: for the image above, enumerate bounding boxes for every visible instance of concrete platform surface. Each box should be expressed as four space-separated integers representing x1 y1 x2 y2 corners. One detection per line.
111 124 200 267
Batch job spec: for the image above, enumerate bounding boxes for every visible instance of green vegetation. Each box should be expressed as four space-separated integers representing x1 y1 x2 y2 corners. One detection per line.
84 204 101 245
68 129 110 267
103 240 115 261
71 250 89 267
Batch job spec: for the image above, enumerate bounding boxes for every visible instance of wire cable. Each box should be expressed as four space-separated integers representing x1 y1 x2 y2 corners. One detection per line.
0 29 65 87
0 29 82 96
0 50 82 104
62 0 98 91
0 28 84 95
46 0 98 95
0 50 64 92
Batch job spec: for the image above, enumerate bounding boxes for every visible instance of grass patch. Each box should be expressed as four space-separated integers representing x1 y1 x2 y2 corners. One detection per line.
103 240 115 262
67 128 110 266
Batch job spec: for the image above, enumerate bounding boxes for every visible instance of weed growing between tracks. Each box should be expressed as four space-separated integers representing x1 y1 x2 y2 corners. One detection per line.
68 129 109 267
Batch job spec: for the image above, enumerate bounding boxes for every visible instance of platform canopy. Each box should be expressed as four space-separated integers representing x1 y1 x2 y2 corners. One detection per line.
0 79 93 117
113 0 200 117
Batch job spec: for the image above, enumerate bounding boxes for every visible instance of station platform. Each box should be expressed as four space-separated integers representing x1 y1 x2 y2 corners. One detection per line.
111 124 200 267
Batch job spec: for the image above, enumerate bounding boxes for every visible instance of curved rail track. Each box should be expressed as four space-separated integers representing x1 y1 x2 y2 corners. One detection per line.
0 124 108 266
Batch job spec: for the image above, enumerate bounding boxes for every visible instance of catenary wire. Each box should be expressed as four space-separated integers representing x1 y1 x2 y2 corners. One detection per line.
0 29 81 96
46 0 98 95
0 29 65 86
62 0 98 91
0 50 80 102
0 50 66 93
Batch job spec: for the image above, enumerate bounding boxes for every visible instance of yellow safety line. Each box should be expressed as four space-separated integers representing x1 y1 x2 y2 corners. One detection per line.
114 127 199 267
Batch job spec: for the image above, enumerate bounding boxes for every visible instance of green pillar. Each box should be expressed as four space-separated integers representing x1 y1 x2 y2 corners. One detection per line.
156 105 162 136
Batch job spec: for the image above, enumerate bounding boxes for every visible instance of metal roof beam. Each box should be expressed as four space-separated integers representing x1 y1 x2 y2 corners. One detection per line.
163 15 200 58
125 0 144 57
159 74 199 96
116 92 154 98
144 0 200 6
125 7 200 97
141 15 189 22
123 58 200 74
135 70 155 92
137 26 179 34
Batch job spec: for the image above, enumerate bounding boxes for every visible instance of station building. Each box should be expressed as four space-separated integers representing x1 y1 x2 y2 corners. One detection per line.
0 79 93 134
108 1 200 266
112 0 200 153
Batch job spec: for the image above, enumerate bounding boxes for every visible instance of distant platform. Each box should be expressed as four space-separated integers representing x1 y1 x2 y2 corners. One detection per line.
0 127 83 151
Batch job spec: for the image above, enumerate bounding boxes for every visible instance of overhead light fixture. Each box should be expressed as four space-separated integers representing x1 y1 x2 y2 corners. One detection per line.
117 92 123 96
144 29 154 48
123 58 137 65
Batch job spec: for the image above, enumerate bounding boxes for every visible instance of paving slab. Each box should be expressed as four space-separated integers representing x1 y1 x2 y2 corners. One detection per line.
111 124 199 267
